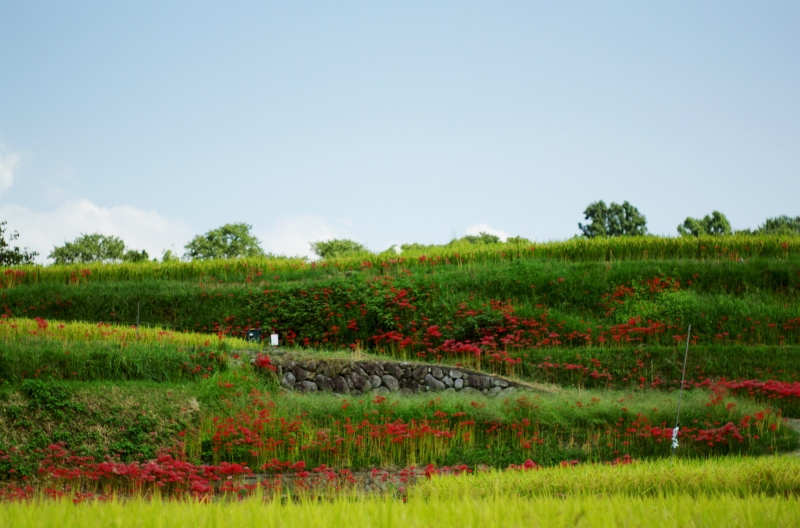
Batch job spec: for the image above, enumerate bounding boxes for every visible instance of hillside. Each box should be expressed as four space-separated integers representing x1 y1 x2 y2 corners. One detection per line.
1 235 800 498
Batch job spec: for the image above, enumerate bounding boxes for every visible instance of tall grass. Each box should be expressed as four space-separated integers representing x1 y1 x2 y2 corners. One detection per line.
412 456 800 499
1 493 798 527
0 317 256 349
0 318 259 382
2 234 798 287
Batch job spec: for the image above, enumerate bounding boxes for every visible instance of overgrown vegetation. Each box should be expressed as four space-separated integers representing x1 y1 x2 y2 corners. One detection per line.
3 257 798 357
1 233 800 508
0 222 37 266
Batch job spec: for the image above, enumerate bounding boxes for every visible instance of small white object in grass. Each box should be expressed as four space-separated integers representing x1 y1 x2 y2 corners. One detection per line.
672 426 680 449
270 334 279 346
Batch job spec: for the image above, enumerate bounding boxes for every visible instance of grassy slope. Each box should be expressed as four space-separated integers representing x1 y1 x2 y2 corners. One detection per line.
1 369 796 477
1 239 800 487
2 258 799 346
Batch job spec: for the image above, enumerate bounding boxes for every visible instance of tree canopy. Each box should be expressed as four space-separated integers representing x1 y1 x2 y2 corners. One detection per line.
310 239 368 259
184 223 265 260
0 221 38 266
49 233 133 264
579 201 647 238
677 211 732 237
756 215 800 235
449 232 501 246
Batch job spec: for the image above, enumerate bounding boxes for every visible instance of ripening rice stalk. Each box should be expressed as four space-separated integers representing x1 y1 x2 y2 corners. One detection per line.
2 234 797 288
0 493 799 527
411 456 800 500
0 317 255 349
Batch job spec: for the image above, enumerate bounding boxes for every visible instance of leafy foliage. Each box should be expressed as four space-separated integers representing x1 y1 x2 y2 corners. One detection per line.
123 249 149 263
579 201 647 238
309 239 368 259
449 232 501 245
757 215 800 236
161 249 180 262
184 223 264 260
678 211 732 237
49 234 127 264
0 221 37 266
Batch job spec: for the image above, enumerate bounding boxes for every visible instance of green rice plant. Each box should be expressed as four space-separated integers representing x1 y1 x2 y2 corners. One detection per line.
0 339 230 382
0 317 261 382
194 388 797 469
2 234 798 288
2 256 798 352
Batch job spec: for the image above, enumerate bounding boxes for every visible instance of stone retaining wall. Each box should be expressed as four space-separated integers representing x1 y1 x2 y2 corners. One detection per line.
266 356 523 397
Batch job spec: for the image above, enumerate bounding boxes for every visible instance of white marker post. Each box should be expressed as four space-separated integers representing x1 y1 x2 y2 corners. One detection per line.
672 325 691 459
270 333 279 347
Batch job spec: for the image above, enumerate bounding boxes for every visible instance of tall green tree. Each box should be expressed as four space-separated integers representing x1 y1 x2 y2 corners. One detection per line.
184 223 265 260
756 215 800 235
49 233 127 264
677 211 732 237
0 221 38 266
310 239 368 259
579 201 647 238
122 249 150 263
449 232 501 246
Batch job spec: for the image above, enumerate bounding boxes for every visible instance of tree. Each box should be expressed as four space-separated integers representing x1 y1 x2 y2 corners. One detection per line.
677 211 732 237
0 221 38 266
309 239 368 259
123 249 149 263
161 249 180 262
184 223 265 260
450 232 501 246
49 234 126 264
579 201 647 238
756 215 800 235
506 236 532 245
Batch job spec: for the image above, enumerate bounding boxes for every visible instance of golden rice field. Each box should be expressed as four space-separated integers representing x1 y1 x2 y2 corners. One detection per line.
3 458 800 527
411 457 800 500
0 494 797 528
0 316 256 349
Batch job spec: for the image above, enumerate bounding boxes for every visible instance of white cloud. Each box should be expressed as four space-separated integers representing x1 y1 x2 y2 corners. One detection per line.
464 223 510 242
0 145 21 196
257 215 349 259
0 199 193 263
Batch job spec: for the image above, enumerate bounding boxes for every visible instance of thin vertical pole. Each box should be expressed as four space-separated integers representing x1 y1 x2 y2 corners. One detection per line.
672 325 691 458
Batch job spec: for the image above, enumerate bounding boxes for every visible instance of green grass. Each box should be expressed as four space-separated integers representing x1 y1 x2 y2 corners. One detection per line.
3 234 800 288
0 339 235 382
205 389 793 468
0 380 196 476
2 257 798 352
2 377 794 478
0 318 262 383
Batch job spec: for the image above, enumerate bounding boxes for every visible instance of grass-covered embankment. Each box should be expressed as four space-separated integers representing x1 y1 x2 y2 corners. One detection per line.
0 317 258 382
2 372 795 481
2 258 799 356
3 233 800 289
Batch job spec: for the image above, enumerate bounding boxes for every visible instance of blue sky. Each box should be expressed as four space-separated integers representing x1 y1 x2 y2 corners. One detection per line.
1 1 798 261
